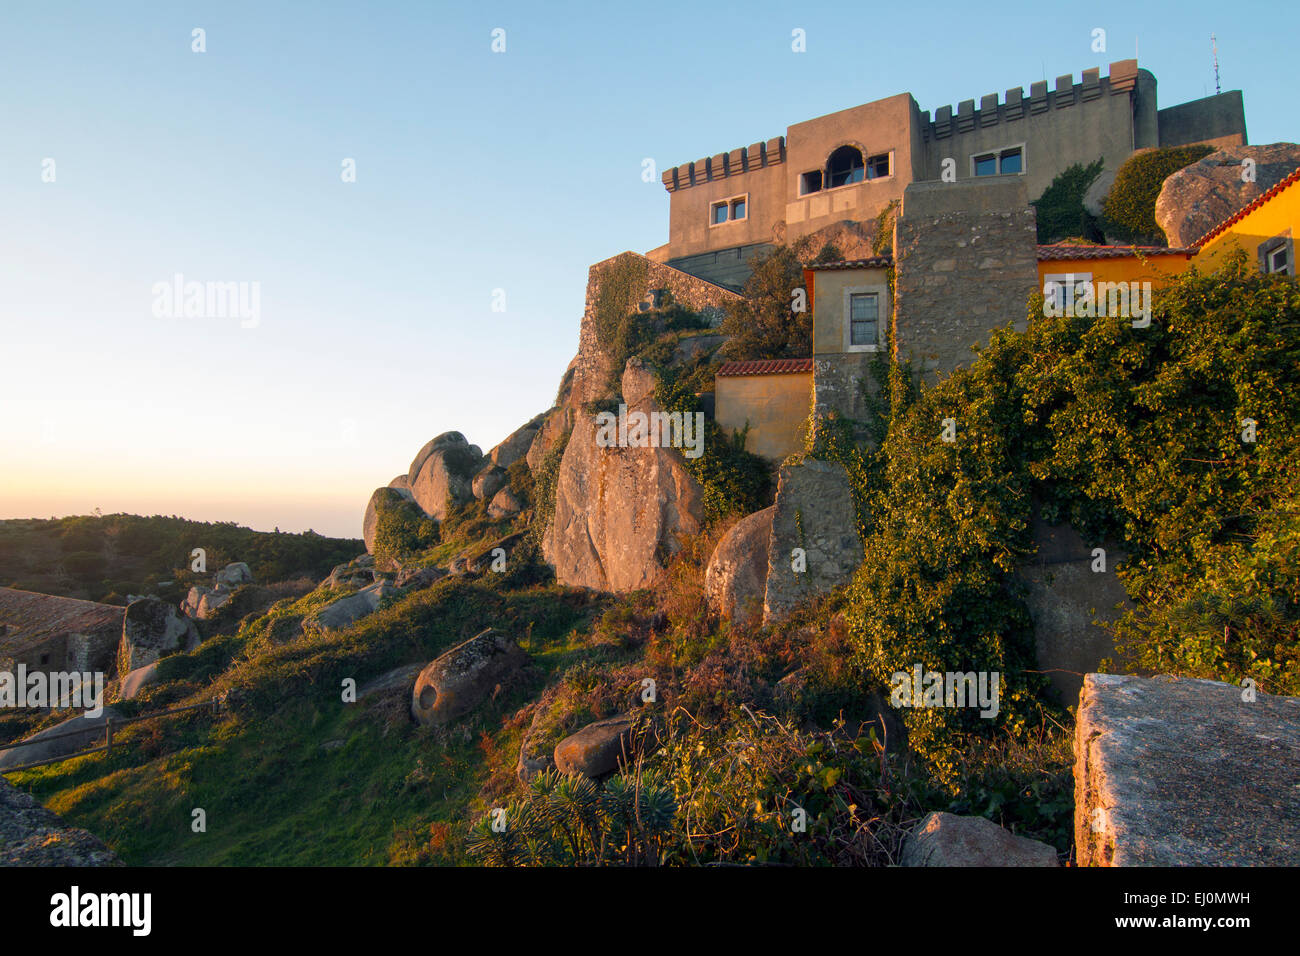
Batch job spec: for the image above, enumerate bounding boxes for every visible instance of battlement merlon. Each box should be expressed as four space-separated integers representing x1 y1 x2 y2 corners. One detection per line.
662 137 786 192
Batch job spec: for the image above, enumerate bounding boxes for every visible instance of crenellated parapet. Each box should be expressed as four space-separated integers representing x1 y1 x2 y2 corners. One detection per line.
661 136 786 192
922 59 1140 141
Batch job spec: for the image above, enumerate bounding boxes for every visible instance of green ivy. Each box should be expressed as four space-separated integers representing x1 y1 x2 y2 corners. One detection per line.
1102 145 1215 244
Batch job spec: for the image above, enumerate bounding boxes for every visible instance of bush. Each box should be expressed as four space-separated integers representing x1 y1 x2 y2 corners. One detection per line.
1102 145 1214 244
1032 158 1105 243
719 235 840 361
372 491 437 566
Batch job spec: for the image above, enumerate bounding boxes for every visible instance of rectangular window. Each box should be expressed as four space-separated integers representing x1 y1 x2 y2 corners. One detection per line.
973 145 1025 177
866 153 890 179
973 153 997 177
710 193 748 227
1043 273 1092 312
800 170 822 195
1261 235 1293 275
999 147 1023 174
731 197 746 220
849 293 878 346
711 202 729 225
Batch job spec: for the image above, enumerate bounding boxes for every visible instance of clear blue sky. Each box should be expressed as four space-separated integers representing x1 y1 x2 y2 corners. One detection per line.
1 0 1293 538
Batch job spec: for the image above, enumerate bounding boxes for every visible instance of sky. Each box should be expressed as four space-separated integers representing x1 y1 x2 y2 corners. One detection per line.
1 0 1295 539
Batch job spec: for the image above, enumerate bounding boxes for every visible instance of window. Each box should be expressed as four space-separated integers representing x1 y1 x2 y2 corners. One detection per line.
709 193 748 227
866 152 891 179
849 293 878 346
1260 233 1293 275
799 170 823 195
1043 273 1092 313
39 653 50 666
973 145 1024 176
827 145 866 188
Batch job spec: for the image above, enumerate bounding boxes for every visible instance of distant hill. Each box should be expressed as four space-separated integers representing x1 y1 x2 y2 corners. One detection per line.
0 514 363 605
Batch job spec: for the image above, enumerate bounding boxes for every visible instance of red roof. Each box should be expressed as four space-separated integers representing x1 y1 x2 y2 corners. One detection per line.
716 358 814 377
1190 166 1300 250
806 256 893 271
1037 244 1194 261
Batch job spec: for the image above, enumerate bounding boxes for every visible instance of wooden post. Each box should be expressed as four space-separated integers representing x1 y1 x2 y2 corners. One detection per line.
105 717 112 756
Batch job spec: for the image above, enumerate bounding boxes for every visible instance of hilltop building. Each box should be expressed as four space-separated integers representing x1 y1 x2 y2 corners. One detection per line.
652 60 1246 289
0 588 123 682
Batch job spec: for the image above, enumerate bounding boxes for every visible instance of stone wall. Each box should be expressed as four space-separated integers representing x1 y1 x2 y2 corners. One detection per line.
893 177 1038 382
569 251 742 409
714 369 812 461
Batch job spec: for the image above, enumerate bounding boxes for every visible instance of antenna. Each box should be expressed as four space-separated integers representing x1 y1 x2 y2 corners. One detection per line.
1212 34 1221 94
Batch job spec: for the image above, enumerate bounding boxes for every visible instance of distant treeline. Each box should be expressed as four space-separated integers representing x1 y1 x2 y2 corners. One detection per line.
0 514 363 605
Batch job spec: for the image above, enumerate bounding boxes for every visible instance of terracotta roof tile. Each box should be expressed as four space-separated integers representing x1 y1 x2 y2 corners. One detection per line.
1037 244 1195 261
805 256 894 271
716 358 814 377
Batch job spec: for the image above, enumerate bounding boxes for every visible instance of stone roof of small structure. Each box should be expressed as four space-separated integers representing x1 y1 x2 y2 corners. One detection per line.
0 587 124 657
1036 244 1195 261
716 358 814 377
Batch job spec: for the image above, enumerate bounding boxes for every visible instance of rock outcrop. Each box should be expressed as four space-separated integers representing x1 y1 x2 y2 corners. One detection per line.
1155 143 1300 246
1074 673 1300 866
409 435 481 520
411 629 526 726
0 776 118 865
490 416 545 469
119 597 198 674
544 359 705 592
0 708 121 773
705 507 774 627
553 715 636 779
472 464 507 502
215 562 253 588
305 580 396 632
762 459 862 624
488 487 522 519
900 812 1059 867
117 661 161 701
363 483 416 555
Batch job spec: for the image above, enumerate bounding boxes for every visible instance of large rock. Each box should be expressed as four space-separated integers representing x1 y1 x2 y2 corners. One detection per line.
488 487 523 519
554 715 636 779
214 562 253 588
900 812 1058 867
410 441 481 520
705 507 775 627
544 359 705 592
117 661 161 701
1074 673 1300 866
490 416 545 469
472 464 507 502
525 405 575 472
357 663 423 701
0 777 118 865
410 629 526 726
0 708 121 773
762 459 862 624
363 484 416 555
406 431 471 486
394 566 446 590
305 580 396 632
119 597 198 674
1155 143 1300 246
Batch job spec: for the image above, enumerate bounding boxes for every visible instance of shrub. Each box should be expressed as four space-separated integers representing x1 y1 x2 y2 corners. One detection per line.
1032 158 1105 243
1102 145 1214 244
372 491 437 567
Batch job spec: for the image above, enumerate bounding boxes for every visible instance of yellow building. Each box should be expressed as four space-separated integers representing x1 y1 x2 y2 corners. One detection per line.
1036 244 1195 311
1192 168 1299 275
714 359 813 461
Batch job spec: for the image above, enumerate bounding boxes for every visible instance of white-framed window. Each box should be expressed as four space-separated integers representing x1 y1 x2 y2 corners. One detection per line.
1042 272 1093 313
1260 233 1293 275
972 144 1025 177
799 170 823 195
842 284 888 351
709 193 749 227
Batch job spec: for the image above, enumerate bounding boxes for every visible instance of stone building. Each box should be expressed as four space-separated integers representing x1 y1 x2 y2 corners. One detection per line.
0 587 123 680
655 60 1246 288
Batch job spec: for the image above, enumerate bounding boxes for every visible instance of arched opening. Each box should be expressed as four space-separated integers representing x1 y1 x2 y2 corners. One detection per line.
827 145 865 188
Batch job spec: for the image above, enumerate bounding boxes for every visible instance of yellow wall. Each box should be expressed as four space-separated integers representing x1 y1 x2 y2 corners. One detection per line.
715 372 812 461
1194 179 1299 273
1036 252 1193 289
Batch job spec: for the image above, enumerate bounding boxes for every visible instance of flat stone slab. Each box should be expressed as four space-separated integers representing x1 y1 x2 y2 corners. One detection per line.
1075 673 1300 866
901 811 1058 867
